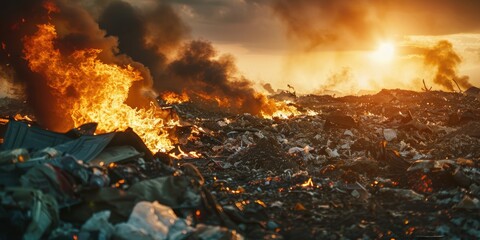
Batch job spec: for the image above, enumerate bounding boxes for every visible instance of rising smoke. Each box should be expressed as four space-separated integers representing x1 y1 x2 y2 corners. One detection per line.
97 0 187 94
0 0 273 129
167 40 274 115
424 40 472 91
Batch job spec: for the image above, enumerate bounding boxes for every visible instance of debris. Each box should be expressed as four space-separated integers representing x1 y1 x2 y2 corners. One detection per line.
79 211 115 240
379 188 424 201
1 88 480 239
0 187 59 239
325 113 357 129
383 128 397 141
454 196 480 209
464 86 480 97
117 201 191 240
344 129 354 137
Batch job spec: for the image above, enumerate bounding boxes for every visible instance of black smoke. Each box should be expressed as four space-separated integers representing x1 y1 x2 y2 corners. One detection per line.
97 0 188 93
167 40 274 115
0 0 274 130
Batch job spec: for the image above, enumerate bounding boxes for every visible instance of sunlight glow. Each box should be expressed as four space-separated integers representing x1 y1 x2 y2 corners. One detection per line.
371 42 396 62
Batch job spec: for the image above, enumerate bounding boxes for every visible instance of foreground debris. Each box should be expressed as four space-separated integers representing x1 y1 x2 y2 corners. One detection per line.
1 88 480 239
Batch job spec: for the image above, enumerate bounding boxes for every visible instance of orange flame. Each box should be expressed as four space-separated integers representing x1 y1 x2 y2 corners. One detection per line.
301 177 314 187
160 91 189 104
193 91 231 108
169 146 202 159
23 24 173 152
261 100 303 119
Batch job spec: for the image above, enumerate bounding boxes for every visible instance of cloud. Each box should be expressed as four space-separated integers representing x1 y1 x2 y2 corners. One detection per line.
168 0 285 52
271 0 480 50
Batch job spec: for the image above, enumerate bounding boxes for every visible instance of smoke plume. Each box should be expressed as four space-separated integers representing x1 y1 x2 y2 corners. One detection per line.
167 40 274 115
0 0 155 129
96 1 272 113
424 40 471 91
97 0 188 93
0 0 273 130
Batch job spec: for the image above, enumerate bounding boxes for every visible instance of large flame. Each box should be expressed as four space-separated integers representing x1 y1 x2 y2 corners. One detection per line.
23 24 173 152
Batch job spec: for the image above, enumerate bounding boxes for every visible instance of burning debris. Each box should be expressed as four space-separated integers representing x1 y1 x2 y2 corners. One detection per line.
1 87 480 239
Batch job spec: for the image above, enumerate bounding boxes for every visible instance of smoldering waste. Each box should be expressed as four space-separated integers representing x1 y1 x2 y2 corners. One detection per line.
1 88 480 239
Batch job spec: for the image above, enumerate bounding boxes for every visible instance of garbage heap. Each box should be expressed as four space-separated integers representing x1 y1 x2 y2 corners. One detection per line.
0 119 242 239
1 88 480 239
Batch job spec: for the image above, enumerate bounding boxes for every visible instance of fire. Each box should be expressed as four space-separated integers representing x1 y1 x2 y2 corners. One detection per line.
169 146 202 159
23 24 173 152
160 91 189 104
13 114 33 122
261 100 302 119
193 91 231 108
301 177 314 187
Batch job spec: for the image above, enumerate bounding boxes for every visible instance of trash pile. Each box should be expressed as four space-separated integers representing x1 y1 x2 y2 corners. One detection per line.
1 88 480 239
0 120 242 239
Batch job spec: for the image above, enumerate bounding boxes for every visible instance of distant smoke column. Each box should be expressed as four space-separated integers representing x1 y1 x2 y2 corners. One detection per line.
424 40 471 91
262 83 275 94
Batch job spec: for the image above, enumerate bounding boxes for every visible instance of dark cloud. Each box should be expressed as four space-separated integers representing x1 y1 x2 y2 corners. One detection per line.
392 0 480 35
139 1 480 53
272 0 387 50
271 0 480 50
170 0 285 52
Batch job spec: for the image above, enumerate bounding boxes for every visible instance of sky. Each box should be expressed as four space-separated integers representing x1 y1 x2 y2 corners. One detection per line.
1 0 480 98
165 0 480 94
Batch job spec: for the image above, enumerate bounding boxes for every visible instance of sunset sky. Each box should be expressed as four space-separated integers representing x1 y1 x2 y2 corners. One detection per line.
161 0 480 94
1 0 480 98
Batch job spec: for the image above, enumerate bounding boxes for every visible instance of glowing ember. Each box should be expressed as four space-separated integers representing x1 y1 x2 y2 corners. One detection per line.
23 24 173 152
169 146 202 159
43 1 59 15
13 114 33 122
301 177 314 187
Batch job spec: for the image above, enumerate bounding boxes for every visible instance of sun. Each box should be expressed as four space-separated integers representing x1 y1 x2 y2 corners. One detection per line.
371 42 396 62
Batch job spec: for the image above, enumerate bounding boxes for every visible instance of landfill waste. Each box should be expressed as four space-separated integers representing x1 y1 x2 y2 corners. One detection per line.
1 88 480 239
